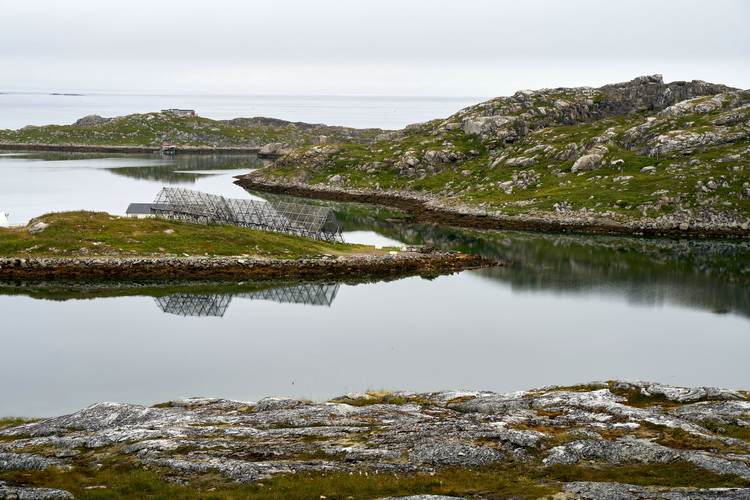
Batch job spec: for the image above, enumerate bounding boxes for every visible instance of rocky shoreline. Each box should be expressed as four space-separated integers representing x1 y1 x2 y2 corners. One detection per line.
236 176 750 239
0 143 274 156
1 381 749 499
0 249 495 281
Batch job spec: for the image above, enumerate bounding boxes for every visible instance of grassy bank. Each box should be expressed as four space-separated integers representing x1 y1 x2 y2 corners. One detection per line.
3 460 747 499
0 211 362 259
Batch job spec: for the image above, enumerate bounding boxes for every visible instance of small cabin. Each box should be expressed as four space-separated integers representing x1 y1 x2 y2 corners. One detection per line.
126 203 158 219
161 109 195 117
161 139 176 155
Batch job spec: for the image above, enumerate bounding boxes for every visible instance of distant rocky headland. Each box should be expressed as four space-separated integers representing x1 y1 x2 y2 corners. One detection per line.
0 113 385 156
2 381 749 499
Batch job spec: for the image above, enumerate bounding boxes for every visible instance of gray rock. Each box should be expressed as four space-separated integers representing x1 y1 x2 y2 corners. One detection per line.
0 453 65 471
564 481 750 499
72 114 112 127
409 440 504 467
684 452 750 480
258 142 292 156
28 222 48 235
3 382 749 488
0 481 73 499
543 437 676 466
571 153 604 173
505 156 537 168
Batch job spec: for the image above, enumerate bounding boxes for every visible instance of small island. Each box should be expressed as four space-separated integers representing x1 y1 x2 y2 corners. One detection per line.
0 211 495 280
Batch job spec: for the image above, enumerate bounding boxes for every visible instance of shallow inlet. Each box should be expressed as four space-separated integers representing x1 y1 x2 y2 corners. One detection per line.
1 151 748 417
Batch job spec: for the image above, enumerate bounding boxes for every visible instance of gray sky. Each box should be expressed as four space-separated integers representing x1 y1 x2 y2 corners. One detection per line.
1 0 749 96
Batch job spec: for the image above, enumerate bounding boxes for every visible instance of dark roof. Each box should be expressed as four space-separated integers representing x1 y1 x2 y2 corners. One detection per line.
126 203 157 214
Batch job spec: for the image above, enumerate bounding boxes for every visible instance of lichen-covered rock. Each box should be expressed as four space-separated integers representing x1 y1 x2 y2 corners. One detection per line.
409 440 504 467
1 382 749 492
543 437 677 466
0 453 65 471
564 481 750 499
0 480 73 499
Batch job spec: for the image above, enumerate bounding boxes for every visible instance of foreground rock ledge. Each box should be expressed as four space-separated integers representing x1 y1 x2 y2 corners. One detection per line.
0 250 495 280
2 381 750 499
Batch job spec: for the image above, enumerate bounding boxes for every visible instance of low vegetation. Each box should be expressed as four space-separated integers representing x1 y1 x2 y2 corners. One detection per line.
1 453 747 499
248 76 750 229
0 113 385 149
0 211 366 259
2 381 749 499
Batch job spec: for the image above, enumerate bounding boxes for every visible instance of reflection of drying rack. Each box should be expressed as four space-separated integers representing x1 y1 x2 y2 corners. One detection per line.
150 187 343 242
154 283 340 317
154 294 233 317
237 283 339 306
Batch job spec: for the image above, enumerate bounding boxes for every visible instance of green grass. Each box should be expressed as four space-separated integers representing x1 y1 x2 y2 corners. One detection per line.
0 211 367 258
253 95 750 226
3 457 749 499
0 418 27 427
700 421 750 443
543 461 750 489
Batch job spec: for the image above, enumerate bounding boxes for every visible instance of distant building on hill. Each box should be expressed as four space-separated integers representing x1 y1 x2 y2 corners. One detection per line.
161 109 195 117
0 212 9 228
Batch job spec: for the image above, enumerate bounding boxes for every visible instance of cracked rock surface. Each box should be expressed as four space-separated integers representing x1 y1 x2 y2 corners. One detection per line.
1 381 750 498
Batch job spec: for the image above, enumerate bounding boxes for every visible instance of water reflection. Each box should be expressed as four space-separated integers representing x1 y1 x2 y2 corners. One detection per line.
1 150 267 183
248 190 750 319
153 283 340 317
0 280 341 315
155 294 234 317
108 154 268 183
0 151 265 223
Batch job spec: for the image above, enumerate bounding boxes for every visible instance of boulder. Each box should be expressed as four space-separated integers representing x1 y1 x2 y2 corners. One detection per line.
28 222 49 235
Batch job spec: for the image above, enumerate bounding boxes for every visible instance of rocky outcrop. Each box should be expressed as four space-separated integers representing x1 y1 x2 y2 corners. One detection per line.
1 382 749 497
71 114 112 127
563 481 750 499
246 75 750 238
0 250 497 280
0 481 73 499
0 112 387 152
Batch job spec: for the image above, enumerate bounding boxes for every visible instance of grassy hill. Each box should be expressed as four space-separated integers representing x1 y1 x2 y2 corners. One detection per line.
244 75 750 233
0 112 385 150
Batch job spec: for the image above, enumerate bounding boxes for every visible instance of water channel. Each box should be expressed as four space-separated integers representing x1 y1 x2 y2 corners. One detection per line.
1 152 749 417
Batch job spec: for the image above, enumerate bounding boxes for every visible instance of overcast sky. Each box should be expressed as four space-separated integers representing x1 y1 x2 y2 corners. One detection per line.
1 0 749 97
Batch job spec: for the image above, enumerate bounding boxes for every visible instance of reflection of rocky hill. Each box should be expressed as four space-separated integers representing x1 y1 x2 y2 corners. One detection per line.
254 193 750 319
108 153 268 183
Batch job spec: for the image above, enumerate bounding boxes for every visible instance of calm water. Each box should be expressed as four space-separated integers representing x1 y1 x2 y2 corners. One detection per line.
2 152 750 417
0 92 483 131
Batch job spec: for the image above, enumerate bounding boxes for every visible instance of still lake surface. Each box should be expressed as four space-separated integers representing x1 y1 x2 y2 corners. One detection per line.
1 151 749 418
1 94 749 417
